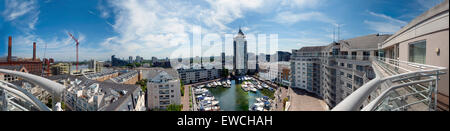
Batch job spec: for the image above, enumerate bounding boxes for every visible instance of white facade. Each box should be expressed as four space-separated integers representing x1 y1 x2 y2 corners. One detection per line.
233 29 248 76
46 75 145 111
259 62 290 86
178 68 220 84
147 70 181 110
290 34 390 108
290 47 323 95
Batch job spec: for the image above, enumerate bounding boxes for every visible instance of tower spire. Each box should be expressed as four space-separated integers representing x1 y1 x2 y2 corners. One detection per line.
238 27 244 35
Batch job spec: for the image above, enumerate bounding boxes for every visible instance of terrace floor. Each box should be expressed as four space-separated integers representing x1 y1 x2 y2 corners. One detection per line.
288 88 329 111
181 85 191 111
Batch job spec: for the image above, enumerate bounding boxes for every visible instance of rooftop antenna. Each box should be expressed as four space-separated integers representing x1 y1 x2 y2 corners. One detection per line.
337 24 341 41
333 26 336 42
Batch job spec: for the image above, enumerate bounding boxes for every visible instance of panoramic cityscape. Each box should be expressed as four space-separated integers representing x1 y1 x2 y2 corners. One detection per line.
0 0 448 112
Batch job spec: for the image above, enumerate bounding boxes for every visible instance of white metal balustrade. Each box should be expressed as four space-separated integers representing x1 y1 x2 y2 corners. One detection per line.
332 57 446 111
0 69 66 111
0 80 50 111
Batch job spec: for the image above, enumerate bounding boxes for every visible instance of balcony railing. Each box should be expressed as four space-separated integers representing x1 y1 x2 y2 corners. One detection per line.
292 55 446 111
332 57 446 111
0 80 50 111
0 69 65 111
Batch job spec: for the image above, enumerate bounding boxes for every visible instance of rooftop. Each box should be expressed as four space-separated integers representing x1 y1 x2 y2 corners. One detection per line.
84 70 118 79
110 70 139 83
46 74 140 111
338 34 392 50
143 68 179 83
0 65 25 71
298 46 326 52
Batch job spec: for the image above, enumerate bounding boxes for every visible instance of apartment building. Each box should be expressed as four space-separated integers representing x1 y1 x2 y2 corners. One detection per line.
109 70 142 85
0 65 28 82
88 60 104 73
146 68 181 110
45 75 146 111
378 0 449 111
84 70 119 81
259 62 291 87
324 34 391 107
111 55 128 67
233 28 248 76
291 46 325 95
291 34 391 107
177 68 221 84
151 57 172 68
50 63 71 75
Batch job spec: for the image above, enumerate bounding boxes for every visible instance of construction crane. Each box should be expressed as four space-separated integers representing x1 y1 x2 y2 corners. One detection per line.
67 32 79 72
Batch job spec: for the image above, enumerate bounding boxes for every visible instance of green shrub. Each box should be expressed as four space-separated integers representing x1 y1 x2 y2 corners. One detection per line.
260 88 275 99
282 97 289 107
180 80 185 96
167 104 183 111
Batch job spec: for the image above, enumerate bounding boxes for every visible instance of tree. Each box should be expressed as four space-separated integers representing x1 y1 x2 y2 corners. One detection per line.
180 80 185 96
221 69 229 77
282 97 289 110
61 101 66 110
126 63 134 68
46 98 53 108
136 79 148 92
134 62 142 67
167 104 183 111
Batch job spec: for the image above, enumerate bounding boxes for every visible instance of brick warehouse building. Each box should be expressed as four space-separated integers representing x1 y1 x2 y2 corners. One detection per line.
0 36 43 76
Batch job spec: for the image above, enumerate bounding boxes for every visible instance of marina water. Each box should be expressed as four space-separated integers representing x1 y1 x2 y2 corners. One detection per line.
207 80 263 111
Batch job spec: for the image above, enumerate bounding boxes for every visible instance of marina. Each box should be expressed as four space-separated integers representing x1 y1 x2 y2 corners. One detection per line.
193 76 274 111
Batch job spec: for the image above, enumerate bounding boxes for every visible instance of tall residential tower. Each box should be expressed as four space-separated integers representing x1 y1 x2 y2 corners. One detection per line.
233 28 248 76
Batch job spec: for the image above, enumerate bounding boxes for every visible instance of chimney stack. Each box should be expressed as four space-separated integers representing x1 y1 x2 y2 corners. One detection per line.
8 36 12 63
33 42 36 61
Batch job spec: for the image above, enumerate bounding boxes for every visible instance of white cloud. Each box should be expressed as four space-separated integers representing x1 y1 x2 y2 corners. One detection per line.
271 11 335 25
2 0 39 31
364 20 403 34
92 0 330 59
368 11 407 25
97 0 110 19
296 38 330 46
365 11 407 33
276 37 330 52
100 0 192 58
201 0 265 31
280 0 323 8
417 0 444 10
99 0 274 58
27 11 39 30
11 31 110 61
2 0 37 21
241 27 250 32
3 0 334 60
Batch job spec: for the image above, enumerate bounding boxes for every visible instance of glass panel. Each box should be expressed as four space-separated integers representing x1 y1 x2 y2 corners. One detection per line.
409 41 426 64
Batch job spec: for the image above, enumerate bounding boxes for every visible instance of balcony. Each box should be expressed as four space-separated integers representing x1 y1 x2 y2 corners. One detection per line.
333 57 446 111
0 69 65 111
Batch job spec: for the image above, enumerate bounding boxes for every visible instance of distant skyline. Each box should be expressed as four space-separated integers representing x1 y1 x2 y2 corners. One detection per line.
0 0 445 61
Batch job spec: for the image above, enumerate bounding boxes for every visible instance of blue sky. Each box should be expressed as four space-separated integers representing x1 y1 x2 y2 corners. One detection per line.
0 0 445 61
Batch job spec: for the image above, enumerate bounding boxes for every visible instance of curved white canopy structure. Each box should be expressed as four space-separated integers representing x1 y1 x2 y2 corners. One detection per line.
0 69 65 98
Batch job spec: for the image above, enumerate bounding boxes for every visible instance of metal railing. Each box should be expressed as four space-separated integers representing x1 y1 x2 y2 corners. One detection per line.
332 57 446 111
1 80 51 111
0 69 66 111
